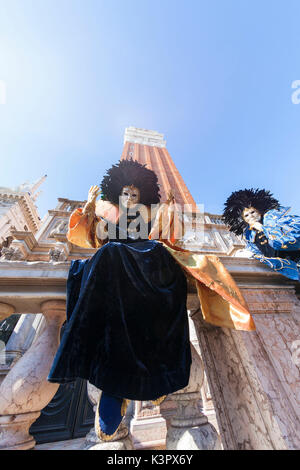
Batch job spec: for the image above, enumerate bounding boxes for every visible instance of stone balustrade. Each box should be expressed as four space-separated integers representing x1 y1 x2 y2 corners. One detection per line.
0 261 68 450
0 257 299 450
0 300 65 450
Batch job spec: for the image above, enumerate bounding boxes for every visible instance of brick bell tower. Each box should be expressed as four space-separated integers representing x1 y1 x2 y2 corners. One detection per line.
121 127 197 211
120 127 244 255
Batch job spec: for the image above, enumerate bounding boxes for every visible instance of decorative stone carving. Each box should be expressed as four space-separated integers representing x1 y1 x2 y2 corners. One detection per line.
0 247 25 261
49 220 69 238
49 244 68 262
130 400 167 449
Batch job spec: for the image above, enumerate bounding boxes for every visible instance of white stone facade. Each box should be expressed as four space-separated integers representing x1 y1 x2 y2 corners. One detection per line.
0 177 45 254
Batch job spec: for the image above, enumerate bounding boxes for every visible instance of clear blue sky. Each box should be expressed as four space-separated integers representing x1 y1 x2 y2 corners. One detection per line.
1 0 300 218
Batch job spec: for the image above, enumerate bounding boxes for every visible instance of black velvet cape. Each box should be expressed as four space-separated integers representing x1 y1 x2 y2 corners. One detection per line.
48 240 191 400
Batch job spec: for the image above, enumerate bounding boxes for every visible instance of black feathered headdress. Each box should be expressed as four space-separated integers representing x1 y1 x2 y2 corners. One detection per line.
223 188 280 235
100 159 161 206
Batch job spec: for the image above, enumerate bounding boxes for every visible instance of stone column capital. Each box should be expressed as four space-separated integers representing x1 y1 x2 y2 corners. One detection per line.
0 302 15 322
40 300 66 326
40 299 66 313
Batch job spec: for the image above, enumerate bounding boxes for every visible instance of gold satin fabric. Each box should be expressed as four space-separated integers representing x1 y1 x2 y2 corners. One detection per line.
67 202 255 332
162 241 255 331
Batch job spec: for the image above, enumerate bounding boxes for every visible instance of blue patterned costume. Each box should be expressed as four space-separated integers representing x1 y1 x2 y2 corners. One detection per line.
244 206 300 281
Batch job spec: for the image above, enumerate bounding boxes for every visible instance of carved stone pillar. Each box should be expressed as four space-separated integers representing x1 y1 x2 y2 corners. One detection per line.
166 342 222 450
81 384 134 450
192 286 300 450
0 300 65 450
130 400 167 449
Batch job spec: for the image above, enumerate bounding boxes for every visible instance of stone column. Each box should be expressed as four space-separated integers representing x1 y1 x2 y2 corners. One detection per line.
166 342 222 450
192 286 300 450
7 313 45 354
0 314 45 387
0 300 65 450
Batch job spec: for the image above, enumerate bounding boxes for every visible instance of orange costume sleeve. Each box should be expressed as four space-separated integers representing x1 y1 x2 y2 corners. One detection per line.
67 208 100 249
67 200 119 249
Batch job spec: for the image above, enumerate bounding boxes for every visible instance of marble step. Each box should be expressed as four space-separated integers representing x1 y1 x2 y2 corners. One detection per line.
34 437 86 450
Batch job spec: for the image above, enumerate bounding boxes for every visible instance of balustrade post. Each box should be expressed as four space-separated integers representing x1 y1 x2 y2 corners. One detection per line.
166 342 221 450
0 300 66 450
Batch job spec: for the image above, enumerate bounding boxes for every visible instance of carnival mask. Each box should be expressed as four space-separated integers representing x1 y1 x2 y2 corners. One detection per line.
120 185 141 208
242 206 262 227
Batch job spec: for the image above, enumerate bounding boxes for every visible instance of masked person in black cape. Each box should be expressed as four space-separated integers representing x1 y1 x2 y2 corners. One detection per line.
48 159 255 441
